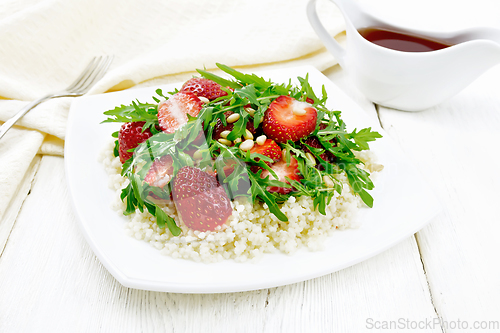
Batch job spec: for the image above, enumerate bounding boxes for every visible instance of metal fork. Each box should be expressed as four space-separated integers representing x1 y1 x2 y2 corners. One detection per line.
0 55 113 140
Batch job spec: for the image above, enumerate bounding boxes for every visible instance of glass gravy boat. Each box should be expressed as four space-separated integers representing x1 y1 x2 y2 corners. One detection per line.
307 0 500 111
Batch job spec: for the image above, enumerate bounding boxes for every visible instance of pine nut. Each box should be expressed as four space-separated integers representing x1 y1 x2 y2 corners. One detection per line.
198 96 210 103
226 113 240 123
193 150 203 160
305 152 316 164
240 139 254 151
233 137 242 144
256 135 267 145
282 150 287 161
243 129 253 140
323 175 335 188
371 163 384 172
220 130 231 138
218 138 232 146
244 107 256 116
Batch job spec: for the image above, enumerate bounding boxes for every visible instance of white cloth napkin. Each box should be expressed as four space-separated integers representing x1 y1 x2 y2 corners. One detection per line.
0 0 344 222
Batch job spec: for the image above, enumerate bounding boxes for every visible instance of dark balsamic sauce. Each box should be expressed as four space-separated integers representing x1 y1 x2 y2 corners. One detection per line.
358 27 453 52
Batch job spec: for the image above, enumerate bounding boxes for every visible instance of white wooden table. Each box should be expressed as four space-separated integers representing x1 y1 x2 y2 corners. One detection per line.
1 1 500 332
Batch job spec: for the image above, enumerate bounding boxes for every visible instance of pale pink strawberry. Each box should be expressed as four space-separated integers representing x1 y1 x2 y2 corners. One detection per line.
144 155 174 189
180 77 228 101
172 166 232 232
157 92 202 133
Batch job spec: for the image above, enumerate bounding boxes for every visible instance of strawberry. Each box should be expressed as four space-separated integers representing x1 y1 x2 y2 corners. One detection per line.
157 91 202 134
180 78 228 101
118 121 153 164
249 139 281 165
260 155 302 195
172 166 232 232
262 95 317 143
144 155 174 189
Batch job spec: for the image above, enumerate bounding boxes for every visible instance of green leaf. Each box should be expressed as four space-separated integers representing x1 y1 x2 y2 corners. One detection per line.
113 139 119 158
196 69 240 89
234 84 259 105
349 127 383 150
358 189 374 208
226 113 247 141
298 74 319 102
156 205 181 235
216 63 272 90
102 101 158 124
247 171 288 221
156 89 168 100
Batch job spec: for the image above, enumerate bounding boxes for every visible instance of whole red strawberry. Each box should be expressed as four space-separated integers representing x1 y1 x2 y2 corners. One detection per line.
180 78 228 101
157 91 202 133
262 96 317 143
260 155 302 195
118 121 153 164
172 166 232 232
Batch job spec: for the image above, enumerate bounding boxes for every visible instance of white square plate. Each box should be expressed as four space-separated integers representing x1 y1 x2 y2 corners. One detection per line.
65 65 440 293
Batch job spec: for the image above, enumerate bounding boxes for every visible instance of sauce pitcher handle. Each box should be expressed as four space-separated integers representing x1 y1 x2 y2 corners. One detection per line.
307 0 347 68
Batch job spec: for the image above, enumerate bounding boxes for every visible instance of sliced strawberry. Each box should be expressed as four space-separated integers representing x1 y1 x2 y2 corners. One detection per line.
249 139 281 165
260 156 302 195
180 78 228 101
118 121 153 164
262 95 317 143
172 166 232 232
144 155 174 189
157 91 202 134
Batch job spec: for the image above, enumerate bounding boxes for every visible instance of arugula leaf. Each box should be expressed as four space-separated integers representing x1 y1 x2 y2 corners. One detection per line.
349 127 383 150
234 84 259 105
102 101 158 123
247 171 288 222
113 138 119 158
216 63 272 90
196 69 241 89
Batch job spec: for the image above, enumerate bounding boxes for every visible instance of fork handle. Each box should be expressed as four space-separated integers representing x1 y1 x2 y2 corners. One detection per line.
0 95 55 140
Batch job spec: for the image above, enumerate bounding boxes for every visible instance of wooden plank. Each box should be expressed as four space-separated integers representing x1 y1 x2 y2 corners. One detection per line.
377 64 500 327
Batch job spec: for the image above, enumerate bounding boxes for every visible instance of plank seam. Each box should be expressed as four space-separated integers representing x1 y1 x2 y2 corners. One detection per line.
0 156 42 260
375 104 384 129
415 234 446 333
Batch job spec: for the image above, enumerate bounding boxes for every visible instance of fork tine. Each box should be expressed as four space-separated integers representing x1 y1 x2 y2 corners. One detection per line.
73 56 113 94
72 56 113 94
65 56 100 92
70 56 106 93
